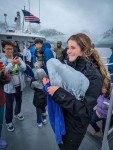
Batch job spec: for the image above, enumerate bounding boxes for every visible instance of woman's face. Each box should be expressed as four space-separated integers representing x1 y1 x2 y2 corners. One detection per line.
35 43 43 50
3 45 14 58
102 88 107 94
67 39 83 62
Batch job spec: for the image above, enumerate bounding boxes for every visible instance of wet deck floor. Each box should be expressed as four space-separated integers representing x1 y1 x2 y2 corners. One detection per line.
2 81 113 150
2 82 59 150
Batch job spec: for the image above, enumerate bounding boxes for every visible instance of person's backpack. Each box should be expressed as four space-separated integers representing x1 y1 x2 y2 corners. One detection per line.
33 88 47 108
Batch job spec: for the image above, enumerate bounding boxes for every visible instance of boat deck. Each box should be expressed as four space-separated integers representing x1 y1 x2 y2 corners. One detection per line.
2 81 59 150
2 81 113 150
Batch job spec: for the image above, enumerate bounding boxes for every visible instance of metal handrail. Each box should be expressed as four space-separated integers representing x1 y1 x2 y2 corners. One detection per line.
101 57 109 59
101 89 113 150
104 63 113 76
104 63 113 66
101 57 109 64
108 126 113 136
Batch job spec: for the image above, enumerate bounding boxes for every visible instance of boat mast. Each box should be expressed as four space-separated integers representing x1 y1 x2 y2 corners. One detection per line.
4 13 7 32
28 0 31 34
38 0 41 33
39 0 40 19
22 6 25 32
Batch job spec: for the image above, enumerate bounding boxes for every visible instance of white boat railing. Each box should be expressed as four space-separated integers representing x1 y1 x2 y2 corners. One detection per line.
101 57 110 63
101 62 113 150
101 88 113 150
104 63 113 66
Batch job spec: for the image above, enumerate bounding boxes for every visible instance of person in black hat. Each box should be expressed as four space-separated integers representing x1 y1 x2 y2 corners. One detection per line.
34 39 54 74
108 47 113 83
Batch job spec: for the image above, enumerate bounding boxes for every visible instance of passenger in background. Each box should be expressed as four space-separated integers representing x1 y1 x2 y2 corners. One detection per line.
34 39 54 74
23 44 27 61
13 41 22 59
91 43 95 49
90 81 113 134
23 43 31 66
1 41 5 53
60 48 68 64
13 41 20 52
1 40 26 132
54 41 64 60
34 39 43 68
0 62 10 149
108 46 113 83
29 42 36 68
51 44 56 58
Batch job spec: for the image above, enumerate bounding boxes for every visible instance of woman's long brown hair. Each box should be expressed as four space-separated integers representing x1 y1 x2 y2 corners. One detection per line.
68 33 109 90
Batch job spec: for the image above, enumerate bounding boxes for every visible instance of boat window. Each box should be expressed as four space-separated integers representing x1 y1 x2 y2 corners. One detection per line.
32 37 36 40
6 36 12 39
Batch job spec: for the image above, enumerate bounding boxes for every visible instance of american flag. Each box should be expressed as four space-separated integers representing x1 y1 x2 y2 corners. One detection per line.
22 10 40 24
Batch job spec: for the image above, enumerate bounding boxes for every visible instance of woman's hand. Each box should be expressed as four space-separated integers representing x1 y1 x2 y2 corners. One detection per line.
42 77 50 86
47 86 59 96
0 62 5 72
12 57 20 65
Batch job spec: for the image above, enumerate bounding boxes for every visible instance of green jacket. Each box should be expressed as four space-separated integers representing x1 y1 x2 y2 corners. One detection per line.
54 47 64 59
34 49 43 61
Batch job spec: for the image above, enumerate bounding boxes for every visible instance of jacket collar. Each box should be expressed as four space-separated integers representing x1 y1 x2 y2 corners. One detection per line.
39 42 51 54
67 56 87 71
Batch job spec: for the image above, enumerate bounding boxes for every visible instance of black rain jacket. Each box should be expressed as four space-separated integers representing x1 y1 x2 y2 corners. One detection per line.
52 56 103 137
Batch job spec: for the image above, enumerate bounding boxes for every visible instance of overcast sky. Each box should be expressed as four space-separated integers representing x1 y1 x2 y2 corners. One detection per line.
0 0 113 40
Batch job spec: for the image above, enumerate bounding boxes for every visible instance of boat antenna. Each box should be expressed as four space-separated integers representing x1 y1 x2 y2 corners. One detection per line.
28 0 31 34
39 0 40 19
22 6 25 32
38 0 41 33
4 13 7 32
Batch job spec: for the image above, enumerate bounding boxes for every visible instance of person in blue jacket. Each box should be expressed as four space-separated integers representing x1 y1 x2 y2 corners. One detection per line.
34 39 54 74
108 47 113 83
29 43 36 68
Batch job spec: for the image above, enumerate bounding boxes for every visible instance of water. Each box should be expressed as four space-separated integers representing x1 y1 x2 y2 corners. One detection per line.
96 47 112 77
96 47 111 64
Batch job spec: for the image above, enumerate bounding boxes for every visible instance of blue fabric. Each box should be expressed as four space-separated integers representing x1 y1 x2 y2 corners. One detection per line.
23 64 34 78
0 105 4 137
39 42 54 65
43 83 66 144
29 46 37 63
39 42 54 74
108 53 113 71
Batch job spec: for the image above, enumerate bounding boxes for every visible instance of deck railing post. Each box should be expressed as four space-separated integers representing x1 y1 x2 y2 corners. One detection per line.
101 89 113 150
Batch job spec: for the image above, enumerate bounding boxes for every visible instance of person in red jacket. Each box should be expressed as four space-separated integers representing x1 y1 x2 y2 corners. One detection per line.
0 62 10 149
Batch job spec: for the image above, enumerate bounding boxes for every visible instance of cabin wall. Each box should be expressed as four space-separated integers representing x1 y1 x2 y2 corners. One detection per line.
0 34 46 57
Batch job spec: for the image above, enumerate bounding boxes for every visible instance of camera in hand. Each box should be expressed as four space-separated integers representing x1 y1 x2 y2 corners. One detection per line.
13 53 19 59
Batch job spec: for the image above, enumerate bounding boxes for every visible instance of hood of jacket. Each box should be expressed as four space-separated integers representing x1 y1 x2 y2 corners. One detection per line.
34 68 46 82
39 42 51 54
